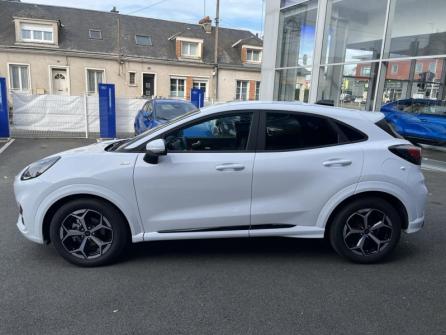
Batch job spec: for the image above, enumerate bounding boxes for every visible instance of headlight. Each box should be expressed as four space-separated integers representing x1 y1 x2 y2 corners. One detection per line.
21 156 61 180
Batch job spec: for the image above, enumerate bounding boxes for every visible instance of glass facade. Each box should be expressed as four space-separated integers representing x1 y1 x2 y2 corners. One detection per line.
272 0 446 111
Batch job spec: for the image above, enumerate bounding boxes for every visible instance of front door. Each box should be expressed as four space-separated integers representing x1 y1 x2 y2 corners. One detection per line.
133 111 256 238
52 68 68 95
142 74 155 97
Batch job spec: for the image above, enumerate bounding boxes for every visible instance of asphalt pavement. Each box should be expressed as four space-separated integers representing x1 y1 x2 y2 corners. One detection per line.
0 139 445 335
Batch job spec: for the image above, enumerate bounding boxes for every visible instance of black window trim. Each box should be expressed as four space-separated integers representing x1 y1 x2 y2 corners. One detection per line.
256 110 368 152
131 110 260 153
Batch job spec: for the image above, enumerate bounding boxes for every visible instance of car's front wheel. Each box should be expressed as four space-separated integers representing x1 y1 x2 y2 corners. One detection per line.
49 198 129 267
329 197 402 263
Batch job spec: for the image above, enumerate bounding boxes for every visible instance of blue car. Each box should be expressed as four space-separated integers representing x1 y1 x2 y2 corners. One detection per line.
134 99 197 135
381 99 446 145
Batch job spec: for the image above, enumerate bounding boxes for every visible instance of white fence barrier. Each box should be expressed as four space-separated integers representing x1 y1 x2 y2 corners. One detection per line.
10 93 146 138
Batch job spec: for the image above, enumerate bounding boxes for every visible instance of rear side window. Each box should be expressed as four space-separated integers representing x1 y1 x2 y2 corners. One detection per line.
265 113 339 150
335 121 368 142
375 119 403 138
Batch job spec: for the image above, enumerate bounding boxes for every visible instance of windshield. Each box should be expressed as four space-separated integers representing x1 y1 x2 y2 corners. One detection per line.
117 109 200 150
156 101 197 120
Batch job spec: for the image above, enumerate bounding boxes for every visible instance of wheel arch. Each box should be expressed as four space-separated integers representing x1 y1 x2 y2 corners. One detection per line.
324 191 409 238
42 194 133 244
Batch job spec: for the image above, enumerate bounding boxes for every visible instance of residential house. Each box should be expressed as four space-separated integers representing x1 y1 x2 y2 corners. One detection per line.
0 1 263 103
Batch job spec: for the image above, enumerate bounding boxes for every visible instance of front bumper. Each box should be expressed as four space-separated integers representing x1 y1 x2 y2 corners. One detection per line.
16 214 44 244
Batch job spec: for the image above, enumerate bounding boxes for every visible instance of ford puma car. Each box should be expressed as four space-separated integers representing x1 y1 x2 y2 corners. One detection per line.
14 102 427 266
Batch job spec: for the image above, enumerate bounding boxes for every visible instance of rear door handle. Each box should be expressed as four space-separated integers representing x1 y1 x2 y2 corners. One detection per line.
323 159 352 167
216 163 245 171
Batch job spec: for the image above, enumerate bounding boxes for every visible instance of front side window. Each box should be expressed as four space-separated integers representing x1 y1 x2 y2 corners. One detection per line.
264 112 339 150
9 64 30 91
170 78 185 98
165 113 253 152
181 41 199 57
20 23 54 43
156 102 197 121
86 69 104 94
236 80 249 100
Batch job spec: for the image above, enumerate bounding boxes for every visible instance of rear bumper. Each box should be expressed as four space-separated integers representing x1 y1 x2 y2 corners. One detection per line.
405 215 425 234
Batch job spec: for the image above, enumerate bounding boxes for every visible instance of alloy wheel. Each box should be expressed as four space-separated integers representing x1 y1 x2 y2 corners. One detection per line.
59 209 114 259
343 208 393 256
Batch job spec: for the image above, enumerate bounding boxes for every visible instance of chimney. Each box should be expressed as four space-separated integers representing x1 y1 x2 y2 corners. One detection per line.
110 6 119 13
199 16 212 34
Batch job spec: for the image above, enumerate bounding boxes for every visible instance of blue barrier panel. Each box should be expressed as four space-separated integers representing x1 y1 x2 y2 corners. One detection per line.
190 87 205 108
0 77 10 138
98 83 116 138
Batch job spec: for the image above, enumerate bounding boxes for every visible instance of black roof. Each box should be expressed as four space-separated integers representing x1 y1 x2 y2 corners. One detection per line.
0 1 263 67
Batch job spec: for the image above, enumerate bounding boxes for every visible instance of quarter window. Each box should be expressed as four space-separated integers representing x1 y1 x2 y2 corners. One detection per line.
264 112 339 150
165 113 253 152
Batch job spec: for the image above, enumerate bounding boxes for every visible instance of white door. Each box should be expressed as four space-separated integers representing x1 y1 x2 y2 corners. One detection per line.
133 112 256 237
250 111 364 236
52 69 68 95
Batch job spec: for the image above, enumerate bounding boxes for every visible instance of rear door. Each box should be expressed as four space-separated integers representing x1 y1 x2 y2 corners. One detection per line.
250 111 365 237
416 104 446 142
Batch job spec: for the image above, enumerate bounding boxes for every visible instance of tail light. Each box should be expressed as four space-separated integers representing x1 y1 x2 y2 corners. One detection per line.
389 144 422 165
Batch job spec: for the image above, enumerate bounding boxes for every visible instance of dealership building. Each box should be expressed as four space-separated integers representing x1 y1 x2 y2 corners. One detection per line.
261 0 446 111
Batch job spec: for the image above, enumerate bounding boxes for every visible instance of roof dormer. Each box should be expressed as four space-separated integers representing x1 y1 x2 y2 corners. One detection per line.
241 45 262 64
14 17 59 47
175 37 204 61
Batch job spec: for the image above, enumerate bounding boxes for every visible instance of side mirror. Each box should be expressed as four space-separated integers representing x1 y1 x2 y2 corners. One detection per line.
144 139 167 164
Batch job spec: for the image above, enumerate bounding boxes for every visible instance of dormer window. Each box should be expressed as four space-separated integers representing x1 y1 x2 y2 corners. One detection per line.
20 23 53 43
182 41 199 57
175 37 203 60
14 17 59 46
247 49 262 62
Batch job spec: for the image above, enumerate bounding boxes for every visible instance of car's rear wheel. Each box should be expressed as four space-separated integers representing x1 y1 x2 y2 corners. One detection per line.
329 197 401 263
49 198 129 267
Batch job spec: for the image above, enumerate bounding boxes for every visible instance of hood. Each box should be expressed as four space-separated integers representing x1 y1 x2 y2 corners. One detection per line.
58 139 121 156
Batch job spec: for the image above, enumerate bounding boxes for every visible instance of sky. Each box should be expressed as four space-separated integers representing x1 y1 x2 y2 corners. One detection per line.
22 0 265 35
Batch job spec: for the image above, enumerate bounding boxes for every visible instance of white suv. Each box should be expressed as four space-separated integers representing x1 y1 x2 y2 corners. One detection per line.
14 102 428 266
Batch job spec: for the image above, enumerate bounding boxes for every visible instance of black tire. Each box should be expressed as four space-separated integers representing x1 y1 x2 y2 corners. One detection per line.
329 197 401 264
49 198 129 267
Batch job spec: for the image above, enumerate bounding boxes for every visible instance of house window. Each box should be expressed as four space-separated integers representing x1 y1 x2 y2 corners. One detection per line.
128 72 136 85
9 64 30 91
181 41 200 58
362 67 371 76
170 78 185 98
135 35 152 46
255 81 261 100
429 62 436 73
192 80 208 98
89 29 102 40
20 23 54 43
415 63 423 73
246 49 262 62
391 64 398 74
236 80 249 101
86 69 104 94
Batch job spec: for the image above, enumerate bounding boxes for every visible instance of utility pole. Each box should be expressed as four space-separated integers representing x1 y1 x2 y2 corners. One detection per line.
213 0 220 103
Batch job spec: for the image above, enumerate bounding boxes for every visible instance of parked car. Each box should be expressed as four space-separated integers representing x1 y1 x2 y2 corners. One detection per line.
134 98 197 135
15 102 427 266
381 98 446 145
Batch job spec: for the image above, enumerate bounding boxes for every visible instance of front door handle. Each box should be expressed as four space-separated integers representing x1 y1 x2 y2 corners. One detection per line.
216 163 245 171
323 159 352 167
